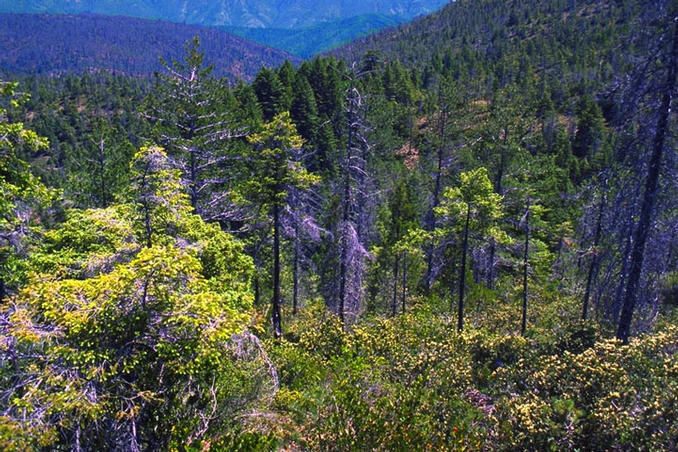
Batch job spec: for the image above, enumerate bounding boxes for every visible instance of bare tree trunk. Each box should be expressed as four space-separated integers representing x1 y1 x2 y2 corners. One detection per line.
272 203 282 339
583 181 607 320
73 424 81 452
338 169 350 327
97 137 108 208
458 205 471 332
449 251 457 312
487 237 496 289
613 222 633 325
293 231 299 316
143 198 152 248
521 199 530 336
617 17 677 344
254 273 260 306
402 252 408 314
495 127 508 195
392 254 399 317
666 227 676 270
337 78 357 328
554 235 564 277
424 144 444 293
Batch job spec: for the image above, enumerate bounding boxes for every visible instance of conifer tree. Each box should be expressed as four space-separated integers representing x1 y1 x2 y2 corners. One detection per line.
616 6 678 343
144 36 244 222
0 80 51 302
388 177 419 316
437 167 502 331
290 72 319 143
253 67 287 122
246 112 319 338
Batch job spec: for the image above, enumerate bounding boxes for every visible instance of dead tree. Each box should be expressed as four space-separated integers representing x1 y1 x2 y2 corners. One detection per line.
616 10 678 343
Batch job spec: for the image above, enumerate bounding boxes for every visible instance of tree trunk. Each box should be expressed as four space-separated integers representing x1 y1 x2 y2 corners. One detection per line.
338 161 350 327
424 144 445 293
338 80 355 328
613 222 633 325
617 17 678 344
254 273 260 306
487 237 496 289
666 227 676 271
97 137 108 208
392 253 399 317
272 203 282 339
521 199 530 336
449 248 457 313
189 147 198 210
293 233 299 316
583 182 607 320
458 205 471 332
402 252 408 314
143 198 152 248
554 236 564 277
495 127 508 196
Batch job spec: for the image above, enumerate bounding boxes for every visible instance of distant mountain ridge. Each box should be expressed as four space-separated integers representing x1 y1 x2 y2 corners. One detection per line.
0 13 301 80
0 0 449 29
224 14 406 58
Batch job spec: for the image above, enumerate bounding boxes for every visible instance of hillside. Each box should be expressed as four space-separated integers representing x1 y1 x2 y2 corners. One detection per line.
330 0 642 93
224 14 405 58
1 0 677 450
0 13 300 80
0 0 448 28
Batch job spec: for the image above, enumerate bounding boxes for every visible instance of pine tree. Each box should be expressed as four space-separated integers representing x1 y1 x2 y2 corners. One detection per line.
245 112 319 338
436 167 502 331
290 72 319 143
144 36 245 222
253 67 287 122
0 80 52 302
616 7 678 343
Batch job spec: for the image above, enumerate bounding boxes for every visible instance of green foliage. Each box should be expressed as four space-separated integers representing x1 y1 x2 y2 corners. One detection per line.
437 167 503 236
0 138 269 449
253 68 288 122
0 80 54 296
245 112 319 208
2 1 677 450
128 145 190 247
264 304 678 451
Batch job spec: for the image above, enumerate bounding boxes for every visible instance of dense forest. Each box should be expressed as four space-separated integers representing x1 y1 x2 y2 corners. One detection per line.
1 0 677 450
0 13 300 80
0 0 448 58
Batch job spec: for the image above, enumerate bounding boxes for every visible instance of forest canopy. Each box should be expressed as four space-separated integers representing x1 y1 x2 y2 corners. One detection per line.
1 0 677 450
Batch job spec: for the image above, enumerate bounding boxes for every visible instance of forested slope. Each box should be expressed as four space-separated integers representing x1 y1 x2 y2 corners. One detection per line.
224 14 405 58
330 0 642 93
0 13 300 80
1 0 677 450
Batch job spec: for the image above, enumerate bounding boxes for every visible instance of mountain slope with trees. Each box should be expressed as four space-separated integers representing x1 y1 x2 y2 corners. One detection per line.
224 14 405 58
330 0 642 92
1 0 677 450
0 13 300 80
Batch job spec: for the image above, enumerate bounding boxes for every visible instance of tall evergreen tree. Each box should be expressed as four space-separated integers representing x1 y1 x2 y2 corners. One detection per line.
245 112 319 338
144 36 244 222
437 167 502 331
253 67 287 122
